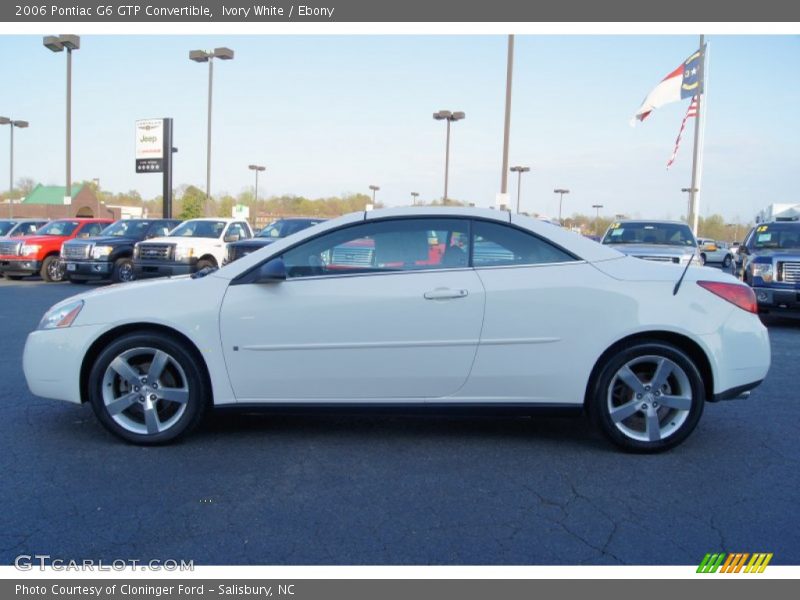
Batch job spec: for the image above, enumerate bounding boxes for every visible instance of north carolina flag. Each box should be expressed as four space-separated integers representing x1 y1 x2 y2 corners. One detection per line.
632 48 704 124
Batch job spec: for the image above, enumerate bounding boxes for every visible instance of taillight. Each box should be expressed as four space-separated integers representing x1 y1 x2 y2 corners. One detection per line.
697 280 758 314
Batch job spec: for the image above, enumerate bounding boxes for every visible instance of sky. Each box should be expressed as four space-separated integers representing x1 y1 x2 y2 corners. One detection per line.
0 34 798 222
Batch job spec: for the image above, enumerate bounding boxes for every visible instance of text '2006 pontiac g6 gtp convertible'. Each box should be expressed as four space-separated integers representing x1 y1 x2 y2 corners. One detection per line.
23 207 770 452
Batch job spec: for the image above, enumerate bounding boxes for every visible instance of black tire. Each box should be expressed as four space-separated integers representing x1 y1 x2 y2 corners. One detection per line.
196 258 216 271
589 340 705 453
88 331 209 445
722 254 732 269
111 257 135 283
40 255 65 282
699 253 707 266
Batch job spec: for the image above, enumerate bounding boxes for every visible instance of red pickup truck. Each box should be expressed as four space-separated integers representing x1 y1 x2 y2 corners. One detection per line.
0 218 113 282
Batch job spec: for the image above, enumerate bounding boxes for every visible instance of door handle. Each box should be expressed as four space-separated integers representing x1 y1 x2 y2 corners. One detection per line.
424 288 469 300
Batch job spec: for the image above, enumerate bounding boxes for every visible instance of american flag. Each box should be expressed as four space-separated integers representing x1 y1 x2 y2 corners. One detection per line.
666 95 699 169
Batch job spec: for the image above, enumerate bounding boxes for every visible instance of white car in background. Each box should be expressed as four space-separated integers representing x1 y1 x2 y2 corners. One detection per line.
23 207 770 453
697 238 736 269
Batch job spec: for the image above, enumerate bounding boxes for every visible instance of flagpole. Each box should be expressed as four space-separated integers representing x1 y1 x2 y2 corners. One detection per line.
688 34 706 235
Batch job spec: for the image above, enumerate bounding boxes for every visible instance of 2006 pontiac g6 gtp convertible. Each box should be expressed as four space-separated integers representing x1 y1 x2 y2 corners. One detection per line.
23 207 770 452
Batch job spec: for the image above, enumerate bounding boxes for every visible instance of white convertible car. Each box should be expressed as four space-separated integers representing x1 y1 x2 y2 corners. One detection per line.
23 207 770 452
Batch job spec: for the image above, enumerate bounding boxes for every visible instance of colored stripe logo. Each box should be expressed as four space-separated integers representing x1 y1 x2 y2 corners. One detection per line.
697 552 773 573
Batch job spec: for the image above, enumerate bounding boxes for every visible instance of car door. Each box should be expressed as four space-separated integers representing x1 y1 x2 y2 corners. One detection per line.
218 217 485 401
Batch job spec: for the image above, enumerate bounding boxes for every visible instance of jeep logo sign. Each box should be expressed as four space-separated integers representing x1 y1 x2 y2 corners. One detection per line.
135 118 165 173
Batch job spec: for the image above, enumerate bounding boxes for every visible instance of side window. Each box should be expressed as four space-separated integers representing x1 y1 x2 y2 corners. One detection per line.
471 220 576 267
14 223 39 236
148 223 171 238
282 218 469 279
79 223 105 238
227 223 246 240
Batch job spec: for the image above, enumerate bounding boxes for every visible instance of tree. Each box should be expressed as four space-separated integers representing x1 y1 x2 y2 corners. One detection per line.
217 195 236 218
179 185 205 220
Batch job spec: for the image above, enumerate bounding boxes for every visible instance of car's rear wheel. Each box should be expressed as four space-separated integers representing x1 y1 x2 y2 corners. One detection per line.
699 253 707 265
722 254 732 269
41 255 65 282
88 332 208 444
196 258 216 271
589 341 705 453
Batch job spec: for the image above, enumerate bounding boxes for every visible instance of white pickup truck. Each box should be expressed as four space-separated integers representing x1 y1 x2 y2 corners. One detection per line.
133 218 253 279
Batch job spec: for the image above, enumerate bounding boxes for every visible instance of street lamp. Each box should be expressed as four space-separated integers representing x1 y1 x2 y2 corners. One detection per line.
592 204 604 235
247 165 267 217
43 34 79 204
0 117 29 217
509 166 530 214
433 110 465 204
681 187 698 225
553 188 570 224
411 192 420 206
369 185 380 205
190 46 235 215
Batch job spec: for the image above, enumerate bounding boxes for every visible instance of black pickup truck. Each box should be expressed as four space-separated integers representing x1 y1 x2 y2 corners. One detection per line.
224 218 325 264
61 218 181 284
739 221 800 315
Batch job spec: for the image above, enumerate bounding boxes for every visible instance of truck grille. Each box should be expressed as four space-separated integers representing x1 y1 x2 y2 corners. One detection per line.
138 244 174 261
0 241 21 256
62 242 91 260
780 261 800 283
331 246 373 267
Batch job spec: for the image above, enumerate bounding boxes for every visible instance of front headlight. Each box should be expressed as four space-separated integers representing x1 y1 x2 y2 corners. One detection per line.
37 300 84 330
751 262 773 283
21 244 41 256
175 246 194 261
133 243 140 259
91 245 113 259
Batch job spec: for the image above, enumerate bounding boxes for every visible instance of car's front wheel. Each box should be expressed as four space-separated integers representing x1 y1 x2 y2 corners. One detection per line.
88 331 208 444
589 341 705 453
41 255 65 282
722 254 732 269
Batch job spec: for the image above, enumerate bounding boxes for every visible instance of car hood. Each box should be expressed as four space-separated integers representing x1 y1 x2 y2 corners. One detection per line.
749 248 800 260
64 235 137 246
230 238 277 248
11 234 68 245
603 243 696 257
139 236 218 245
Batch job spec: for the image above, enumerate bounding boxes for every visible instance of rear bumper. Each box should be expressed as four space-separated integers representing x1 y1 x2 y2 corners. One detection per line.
711 380 764 402
0 258 42 275
134 259 197 279
65 260 113 279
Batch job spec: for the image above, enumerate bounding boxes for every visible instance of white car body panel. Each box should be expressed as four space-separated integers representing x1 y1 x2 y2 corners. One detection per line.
23 207 770 410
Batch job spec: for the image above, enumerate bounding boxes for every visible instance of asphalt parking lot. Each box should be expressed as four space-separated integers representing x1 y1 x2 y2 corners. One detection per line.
1 274 798 566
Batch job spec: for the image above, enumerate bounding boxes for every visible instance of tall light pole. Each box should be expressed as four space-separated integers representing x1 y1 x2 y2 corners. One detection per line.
368 185 380 206
190 47 235 215
592 204 604 234
0 117 29 217
43 34 79 205
500 35 514 200
411 191 419 206
248 164 265 212
681 187 698 225
554 188 570 224
433 110 465 205
509 165 530 214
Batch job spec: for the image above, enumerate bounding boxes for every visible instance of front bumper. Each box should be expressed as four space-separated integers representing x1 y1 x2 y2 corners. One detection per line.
65 260 113 279
0 258 42 276
134 259 197 279
752 286 800 312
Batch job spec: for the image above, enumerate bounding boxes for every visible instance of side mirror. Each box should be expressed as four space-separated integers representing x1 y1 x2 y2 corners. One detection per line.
738 245 749 255
224 233 240 243
255 258 287 283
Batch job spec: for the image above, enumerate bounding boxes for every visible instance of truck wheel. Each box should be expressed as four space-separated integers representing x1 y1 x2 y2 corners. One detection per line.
41 256 65 282
88 331 209 444
722 255 732 269
699 253 707 265
111 258 135 283
196 258 216 271
589 340 705 453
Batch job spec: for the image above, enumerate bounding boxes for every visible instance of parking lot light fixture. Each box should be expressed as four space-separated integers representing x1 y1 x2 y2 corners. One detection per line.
411 192 420 206
43 34 79 205
554 188 570 224
248 164 266 208
369 185 380 205
433 110 465 205
509 166 530 214
190 47 235 215
592 204 604 234
0 118 28 217
681 187 698 225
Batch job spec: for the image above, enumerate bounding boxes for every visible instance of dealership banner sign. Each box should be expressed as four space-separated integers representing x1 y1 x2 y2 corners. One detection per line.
135 119 165 174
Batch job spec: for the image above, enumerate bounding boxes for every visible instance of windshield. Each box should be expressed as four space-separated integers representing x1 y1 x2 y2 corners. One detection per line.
100 220 152 237
0 221 16 236
750 224 800 250
602 222 697 247
36 221 80 237
170 220 226 239
257 219 321 239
